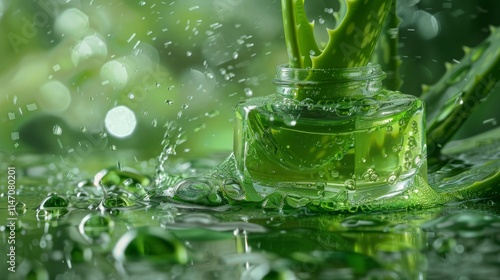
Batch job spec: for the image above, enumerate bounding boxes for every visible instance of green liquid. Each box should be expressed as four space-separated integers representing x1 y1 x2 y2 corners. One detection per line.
234 91 427 203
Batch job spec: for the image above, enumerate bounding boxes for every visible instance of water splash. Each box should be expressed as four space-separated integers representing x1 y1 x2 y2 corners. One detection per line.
154 121 186 188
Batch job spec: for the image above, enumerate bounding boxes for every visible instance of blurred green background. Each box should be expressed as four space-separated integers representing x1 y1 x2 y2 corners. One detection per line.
1 0 499 163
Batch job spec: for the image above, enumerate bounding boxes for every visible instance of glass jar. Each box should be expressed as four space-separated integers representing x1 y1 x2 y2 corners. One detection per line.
233 64 427 210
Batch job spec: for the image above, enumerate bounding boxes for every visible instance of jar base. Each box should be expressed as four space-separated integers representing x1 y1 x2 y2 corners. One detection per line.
241 161 431 211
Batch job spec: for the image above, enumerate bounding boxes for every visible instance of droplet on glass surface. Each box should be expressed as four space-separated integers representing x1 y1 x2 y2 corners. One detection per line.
344 179 356 191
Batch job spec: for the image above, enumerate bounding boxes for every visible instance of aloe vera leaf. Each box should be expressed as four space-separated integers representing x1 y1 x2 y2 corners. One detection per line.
441 161 500 201
421 26 500 157
428 127 500 201
311 0 392 69
371 0 402 91
281 0 321 68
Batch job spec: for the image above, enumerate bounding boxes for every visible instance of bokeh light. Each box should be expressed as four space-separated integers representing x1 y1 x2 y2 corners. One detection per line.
104 105 137 138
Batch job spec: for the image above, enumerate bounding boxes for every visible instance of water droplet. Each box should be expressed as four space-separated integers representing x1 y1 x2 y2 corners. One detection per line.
413 154 422 166
113 226 188 264
174 178 214 202
404 161 412 170
94 167 150 197
333 151 344 161
79 214 115 243
357 98 379 115
361 168 377 182
14 202 27 216
407 136 417 148
392 144 402 152
261 192 285 209
204 110 220 118
40 194 69 208
404 151 413 160
336 102 353 117
221 180 245 201
344 179 356 191
244 87 253 97
284 116 297 127
102 194 135 208
399 118 406 127
482 118 497 126
315 181 326 191
387 174 397 185
36 208 69 221
53 125 63 136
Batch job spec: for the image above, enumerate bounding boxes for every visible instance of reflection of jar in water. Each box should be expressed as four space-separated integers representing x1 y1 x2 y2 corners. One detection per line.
233 64 427 210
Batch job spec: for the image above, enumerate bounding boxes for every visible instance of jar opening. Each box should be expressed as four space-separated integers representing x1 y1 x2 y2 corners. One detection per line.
273 64 387 101
273 64 386 85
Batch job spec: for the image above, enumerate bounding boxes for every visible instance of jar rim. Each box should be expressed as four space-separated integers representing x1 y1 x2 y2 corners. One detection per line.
273 64 385 85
